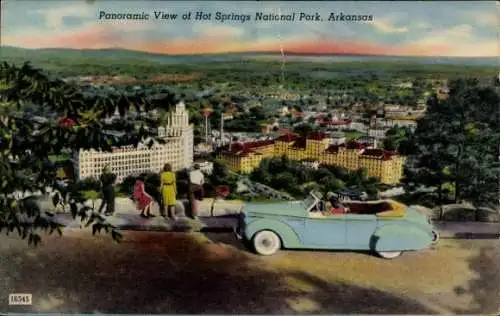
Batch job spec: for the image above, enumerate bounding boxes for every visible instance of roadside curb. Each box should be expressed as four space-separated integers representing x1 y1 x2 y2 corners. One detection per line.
52 213 500 239
439 232 500 240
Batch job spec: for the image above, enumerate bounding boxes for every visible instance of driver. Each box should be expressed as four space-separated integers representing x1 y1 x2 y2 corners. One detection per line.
325 192 349 214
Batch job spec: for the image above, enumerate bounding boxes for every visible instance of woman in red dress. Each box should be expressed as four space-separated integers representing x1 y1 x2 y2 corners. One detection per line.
133 179 154 218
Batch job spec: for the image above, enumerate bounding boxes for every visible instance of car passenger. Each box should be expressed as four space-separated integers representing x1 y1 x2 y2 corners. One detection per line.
325 192 349 215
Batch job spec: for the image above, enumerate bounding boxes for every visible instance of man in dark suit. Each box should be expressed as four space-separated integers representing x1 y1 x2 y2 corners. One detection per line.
97 166 117 216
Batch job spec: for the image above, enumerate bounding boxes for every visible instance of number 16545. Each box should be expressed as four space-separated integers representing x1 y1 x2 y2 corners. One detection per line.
9 294 32 305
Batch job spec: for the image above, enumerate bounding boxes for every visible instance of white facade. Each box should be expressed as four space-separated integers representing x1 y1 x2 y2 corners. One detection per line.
197 161 214 175
73 101 194 183
348 121 368 132
368 128 388 139
387 119 418 130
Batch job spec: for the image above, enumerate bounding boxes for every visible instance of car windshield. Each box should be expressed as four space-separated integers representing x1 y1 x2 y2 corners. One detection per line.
302 194 317 211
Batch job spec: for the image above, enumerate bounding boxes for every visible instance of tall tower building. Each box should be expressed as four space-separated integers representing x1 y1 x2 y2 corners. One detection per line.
73 101 194 182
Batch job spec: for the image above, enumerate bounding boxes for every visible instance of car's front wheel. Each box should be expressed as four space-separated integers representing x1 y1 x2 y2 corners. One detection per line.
253 230 281 256
377 251 403 259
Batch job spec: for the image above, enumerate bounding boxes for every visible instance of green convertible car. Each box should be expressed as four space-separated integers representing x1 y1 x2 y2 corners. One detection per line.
235 192 439 259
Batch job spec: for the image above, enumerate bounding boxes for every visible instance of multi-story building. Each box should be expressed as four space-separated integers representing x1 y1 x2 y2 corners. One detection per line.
218 140 275 174
73 101 194 182
218 132 405 185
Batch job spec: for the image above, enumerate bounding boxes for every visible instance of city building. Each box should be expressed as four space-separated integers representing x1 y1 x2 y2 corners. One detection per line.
197 161 214 175
73 101 194 182
436 86 450 100
386 118 418 131
218 140 275 174
329 131 346 145
218 132 405 185
368 128 388 139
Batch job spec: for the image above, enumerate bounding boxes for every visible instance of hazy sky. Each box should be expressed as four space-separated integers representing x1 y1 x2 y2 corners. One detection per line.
2 0 499 57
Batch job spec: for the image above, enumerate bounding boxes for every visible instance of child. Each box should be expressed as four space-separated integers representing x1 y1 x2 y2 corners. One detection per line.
133 179 154 218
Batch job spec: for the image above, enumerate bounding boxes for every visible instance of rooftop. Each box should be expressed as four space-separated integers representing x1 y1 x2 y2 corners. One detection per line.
277 133 298 142
360 148 397 160
292 137 307 149
307 131 329 141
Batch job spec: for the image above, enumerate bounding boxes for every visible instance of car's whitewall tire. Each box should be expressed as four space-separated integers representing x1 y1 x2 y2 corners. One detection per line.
253 230 281 256
377 251 403 259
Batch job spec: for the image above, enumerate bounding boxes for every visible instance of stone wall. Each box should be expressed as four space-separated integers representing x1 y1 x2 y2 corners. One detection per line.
412 204 500 222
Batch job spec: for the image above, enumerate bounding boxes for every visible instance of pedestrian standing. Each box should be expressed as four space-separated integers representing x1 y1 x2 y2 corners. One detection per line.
97 166 117 216
133 177 154 218
188 163 205 219
160 163 177 220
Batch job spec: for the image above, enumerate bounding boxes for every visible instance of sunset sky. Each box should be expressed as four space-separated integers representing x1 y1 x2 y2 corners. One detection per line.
2 0 499 57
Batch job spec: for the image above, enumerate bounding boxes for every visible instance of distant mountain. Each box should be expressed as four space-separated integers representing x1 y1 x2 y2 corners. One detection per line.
0 46 255 65
1 46 497 67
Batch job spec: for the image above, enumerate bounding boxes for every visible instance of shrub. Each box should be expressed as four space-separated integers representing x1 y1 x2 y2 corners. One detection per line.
120 175 139 196
216 185 230 199
74 177 101 192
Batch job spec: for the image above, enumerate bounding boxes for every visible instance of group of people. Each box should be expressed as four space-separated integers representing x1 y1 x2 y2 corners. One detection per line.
97 163 205 220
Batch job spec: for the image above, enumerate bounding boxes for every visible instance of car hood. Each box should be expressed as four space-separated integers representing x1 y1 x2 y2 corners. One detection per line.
243 201 306 217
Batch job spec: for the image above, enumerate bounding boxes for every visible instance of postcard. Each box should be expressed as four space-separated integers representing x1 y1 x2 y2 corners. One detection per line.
1 0 499 314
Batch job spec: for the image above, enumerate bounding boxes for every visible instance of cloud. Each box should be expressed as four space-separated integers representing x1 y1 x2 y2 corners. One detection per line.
469 11 498 28
2 20 153 49
36 2 94 30
405 24 497 57
2 2 498 57
191 24 244 39
412 21 432 31
370 18 408 34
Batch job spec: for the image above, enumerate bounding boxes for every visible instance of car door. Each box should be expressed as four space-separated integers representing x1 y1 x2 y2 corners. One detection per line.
303 215 347 247
344 214 378 248
280 216 306 242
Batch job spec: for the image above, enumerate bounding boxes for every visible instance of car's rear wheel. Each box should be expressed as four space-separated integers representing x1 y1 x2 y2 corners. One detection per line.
431 230 440 244
253 230 281 256
377 251 403 259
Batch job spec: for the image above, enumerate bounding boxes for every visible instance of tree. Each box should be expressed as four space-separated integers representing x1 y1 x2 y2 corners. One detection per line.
293 123 314 137
383 126 412 151
0 62 174 244
405 79 500 207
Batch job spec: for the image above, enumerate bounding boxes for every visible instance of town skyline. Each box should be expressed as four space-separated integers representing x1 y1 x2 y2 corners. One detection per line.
2 1 498 57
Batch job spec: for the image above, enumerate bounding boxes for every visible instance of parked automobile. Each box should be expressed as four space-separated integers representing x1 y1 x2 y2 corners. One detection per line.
235 191 439 259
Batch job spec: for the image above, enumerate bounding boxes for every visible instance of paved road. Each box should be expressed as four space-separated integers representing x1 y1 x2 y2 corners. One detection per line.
37 196 500 238
0 231 498 314
47 210 500 239
433 221 500 239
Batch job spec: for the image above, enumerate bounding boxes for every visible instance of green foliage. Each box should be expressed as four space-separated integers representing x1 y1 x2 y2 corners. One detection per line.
223 107 268 132
404 79 500 207
204 160 238 197
383 126 413 152
293 123 316 136
250 156 381 198
81 190 100 201
74 177 101 192
0 61 180 244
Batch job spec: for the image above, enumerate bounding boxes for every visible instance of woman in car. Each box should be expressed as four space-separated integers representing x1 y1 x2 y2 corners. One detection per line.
325 192 349 215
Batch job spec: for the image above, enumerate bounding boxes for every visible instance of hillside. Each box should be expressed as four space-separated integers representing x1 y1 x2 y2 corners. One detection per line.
1 46 498 67
1 46 497 79
0 46 252 65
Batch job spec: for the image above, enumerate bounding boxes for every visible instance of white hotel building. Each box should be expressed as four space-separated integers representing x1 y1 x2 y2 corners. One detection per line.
73 101 194 182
